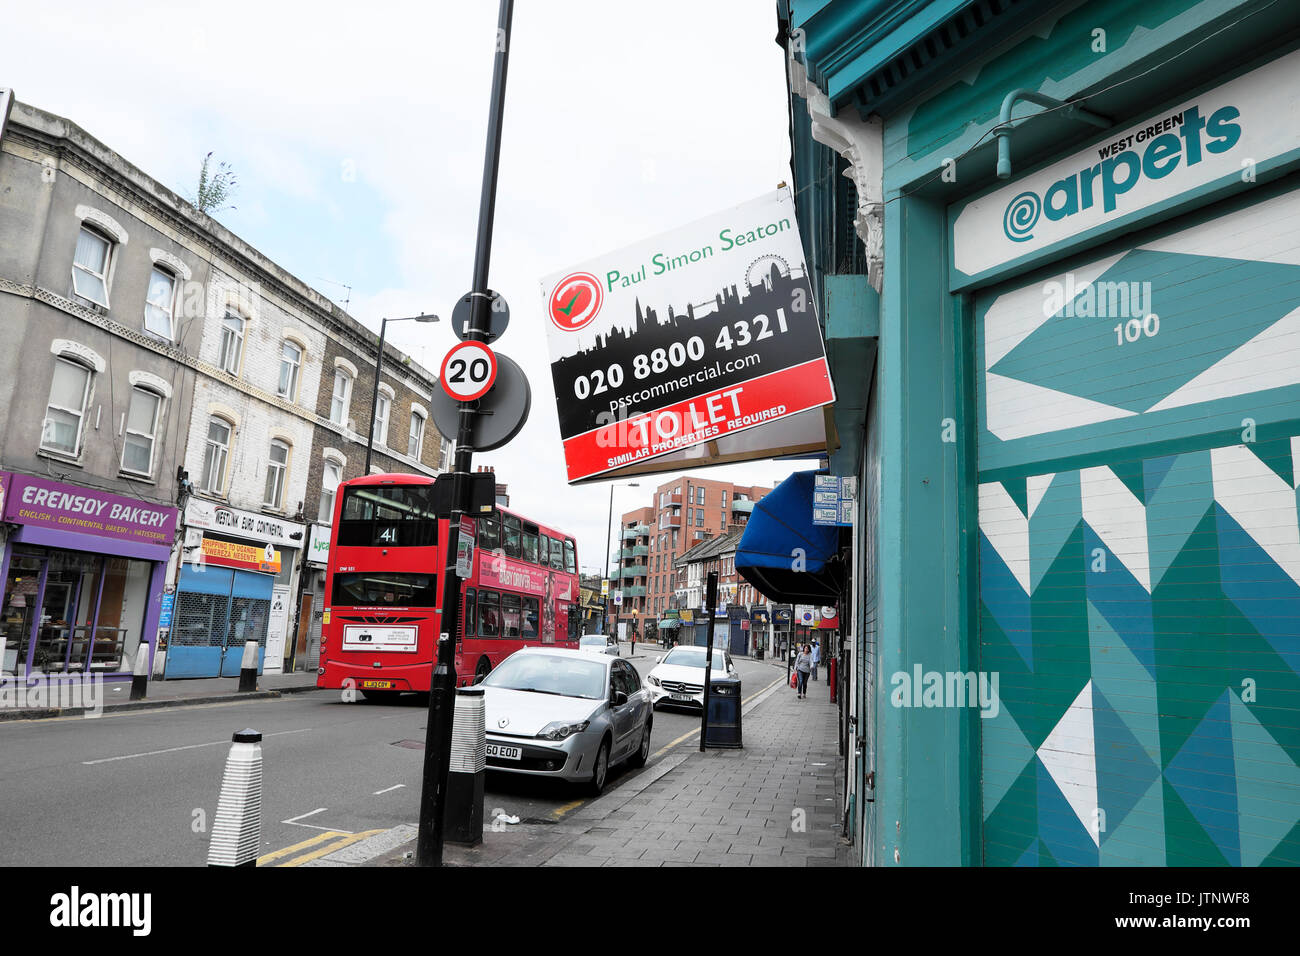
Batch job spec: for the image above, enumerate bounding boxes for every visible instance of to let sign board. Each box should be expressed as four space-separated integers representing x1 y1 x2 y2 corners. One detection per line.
541 189 835 483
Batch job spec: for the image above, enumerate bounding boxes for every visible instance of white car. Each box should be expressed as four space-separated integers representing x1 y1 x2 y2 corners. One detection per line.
645 645 737 710
479 647 653 794
579 634 620 656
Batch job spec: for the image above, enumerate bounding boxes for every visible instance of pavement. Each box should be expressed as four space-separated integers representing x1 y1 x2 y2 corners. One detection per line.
0 670 321 721
305 649 849 867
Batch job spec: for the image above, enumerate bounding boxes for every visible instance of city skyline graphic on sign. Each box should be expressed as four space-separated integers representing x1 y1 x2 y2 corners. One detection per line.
551 260 824 437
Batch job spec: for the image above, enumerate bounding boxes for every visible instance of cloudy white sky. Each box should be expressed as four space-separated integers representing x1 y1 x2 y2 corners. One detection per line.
7 0 820 575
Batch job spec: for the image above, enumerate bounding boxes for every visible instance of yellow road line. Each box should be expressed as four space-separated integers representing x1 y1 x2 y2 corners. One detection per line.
257 830 348 865
274 828 386 867
550 799 584 821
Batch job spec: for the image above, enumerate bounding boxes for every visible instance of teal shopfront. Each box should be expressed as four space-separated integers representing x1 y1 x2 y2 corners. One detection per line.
784 0 1300 865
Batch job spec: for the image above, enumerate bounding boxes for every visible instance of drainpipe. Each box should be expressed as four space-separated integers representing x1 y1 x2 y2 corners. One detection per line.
994 89 1111 179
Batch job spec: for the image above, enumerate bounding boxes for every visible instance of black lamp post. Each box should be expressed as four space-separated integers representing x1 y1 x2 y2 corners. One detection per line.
364 312 439 474
602 481 639 636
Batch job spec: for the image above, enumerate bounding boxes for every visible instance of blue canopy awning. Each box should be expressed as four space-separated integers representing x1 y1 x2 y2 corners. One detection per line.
735 470 843 604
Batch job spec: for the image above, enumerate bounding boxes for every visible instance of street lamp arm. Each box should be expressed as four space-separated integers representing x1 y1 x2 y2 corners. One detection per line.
365 313 439 474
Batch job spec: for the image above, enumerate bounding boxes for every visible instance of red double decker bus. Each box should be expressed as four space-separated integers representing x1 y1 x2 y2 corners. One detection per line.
316 473 581 699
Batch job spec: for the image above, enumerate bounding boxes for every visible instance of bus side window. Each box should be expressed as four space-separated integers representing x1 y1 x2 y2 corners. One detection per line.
463 587 476 642
479 514 500 553
522 524 539 564
501 593 522 639
540 535 553 569
564 539 577 574
522 597 539 639
549 536 564 570
567 603 579 641
503 515 521 560
478 589 501 638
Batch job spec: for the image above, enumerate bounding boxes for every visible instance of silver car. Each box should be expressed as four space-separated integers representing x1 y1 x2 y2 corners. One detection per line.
479 647 653 795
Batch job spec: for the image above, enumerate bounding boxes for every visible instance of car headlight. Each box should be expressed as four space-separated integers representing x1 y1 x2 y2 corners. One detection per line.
537 720 590 741
648 676 661 687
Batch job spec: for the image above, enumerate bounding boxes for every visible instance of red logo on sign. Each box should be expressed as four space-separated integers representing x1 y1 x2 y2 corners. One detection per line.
549 272 603 331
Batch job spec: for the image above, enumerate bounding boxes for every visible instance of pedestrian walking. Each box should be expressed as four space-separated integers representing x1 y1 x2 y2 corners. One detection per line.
794 643 813 699
811 639 820 681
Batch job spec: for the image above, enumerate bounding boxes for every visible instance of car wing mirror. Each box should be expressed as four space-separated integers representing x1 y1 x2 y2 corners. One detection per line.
612 690 629 706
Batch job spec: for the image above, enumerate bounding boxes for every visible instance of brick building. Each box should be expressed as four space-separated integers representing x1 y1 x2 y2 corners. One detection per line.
293 325 450 672
609 475 770 635
0 95 449 684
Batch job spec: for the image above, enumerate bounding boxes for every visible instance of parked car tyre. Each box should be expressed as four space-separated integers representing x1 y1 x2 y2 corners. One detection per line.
589 739 610 795
628 721 651 768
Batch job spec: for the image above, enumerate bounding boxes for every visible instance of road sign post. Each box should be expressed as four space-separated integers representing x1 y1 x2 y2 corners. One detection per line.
700 572 718 752
416 0 520 870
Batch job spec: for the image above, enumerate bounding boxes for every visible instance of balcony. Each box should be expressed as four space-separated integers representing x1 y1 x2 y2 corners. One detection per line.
620 564 648 578
730 498 755 514
658 493 682 509
622 524 649 540
659 513 681 529
619 545 648 559
621 586 646 598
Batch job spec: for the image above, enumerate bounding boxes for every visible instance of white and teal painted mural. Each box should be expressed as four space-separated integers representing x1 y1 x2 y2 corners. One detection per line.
976 185 1300 865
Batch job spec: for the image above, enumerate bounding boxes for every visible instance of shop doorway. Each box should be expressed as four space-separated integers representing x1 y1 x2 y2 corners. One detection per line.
167 564 271 679
1 548 148 679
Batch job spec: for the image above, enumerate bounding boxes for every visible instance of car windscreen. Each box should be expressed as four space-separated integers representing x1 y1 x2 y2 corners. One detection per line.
332 572 439 607
662 648 721 668
482 654 607 700
579 638 605 648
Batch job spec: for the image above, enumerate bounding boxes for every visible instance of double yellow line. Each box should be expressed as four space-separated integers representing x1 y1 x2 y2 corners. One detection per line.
259 829 386 867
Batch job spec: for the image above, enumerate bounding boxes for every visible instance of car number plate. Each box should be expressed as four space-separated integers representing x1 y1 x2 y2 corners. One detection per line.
361 680 395 689
486 743 522 761
671 692 695 701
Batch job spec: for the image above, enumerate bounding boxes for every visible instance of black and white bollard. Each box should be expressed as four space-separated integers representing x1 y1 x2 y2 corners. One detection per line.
445 686 485 846
237 640 259 693
129 643 150 701
207 729 263 867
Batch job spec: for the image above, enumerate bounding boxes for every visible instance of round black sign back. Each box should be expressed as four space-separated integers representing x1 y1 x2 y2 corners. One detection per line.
451 290 510 344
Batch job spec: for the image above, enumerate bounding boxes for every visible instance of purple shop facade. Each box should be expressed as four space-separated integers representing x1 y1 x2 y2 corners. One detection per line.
0 471 177 683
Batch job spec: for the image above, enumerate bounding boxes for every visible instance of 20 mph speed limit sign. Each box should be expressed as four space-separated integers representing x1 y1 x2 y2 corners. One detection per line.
440 341 498 402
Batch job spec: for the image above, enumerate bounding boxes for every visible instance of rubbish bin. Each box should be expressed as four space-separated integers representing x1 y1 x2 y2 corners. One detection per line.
703 676 742 749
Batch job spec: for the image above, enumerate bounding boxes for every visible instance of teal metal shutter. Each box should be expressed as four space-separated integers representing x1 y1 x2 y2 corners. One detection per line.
975 183 1300 866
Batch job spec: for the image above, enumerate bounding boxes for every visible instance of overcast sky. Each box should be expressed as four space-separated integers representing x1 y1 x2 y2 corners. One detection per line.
7 0 818 575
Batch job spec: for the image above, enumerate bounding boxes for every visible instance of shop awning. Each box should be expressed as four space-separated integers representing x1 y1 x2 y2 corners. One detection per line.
736 470 843 604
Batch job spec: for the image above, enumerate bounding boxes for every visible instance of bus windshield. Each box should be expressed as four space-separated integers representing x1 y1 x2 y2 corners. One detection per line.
337 484 438 547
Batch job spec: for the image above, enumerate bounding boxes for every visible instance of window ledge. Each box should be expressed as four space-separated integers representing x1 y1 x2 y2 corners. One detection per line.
118 471 157 485
37 448 84 468
140 329 176 347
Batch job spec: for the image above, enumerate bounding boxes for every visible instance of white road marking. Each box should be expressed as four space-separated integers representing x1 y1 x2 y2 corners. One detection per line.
282 807 354 834
283 808 329 824
283 821 355 834
372 784 405 795
81 727 312 765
